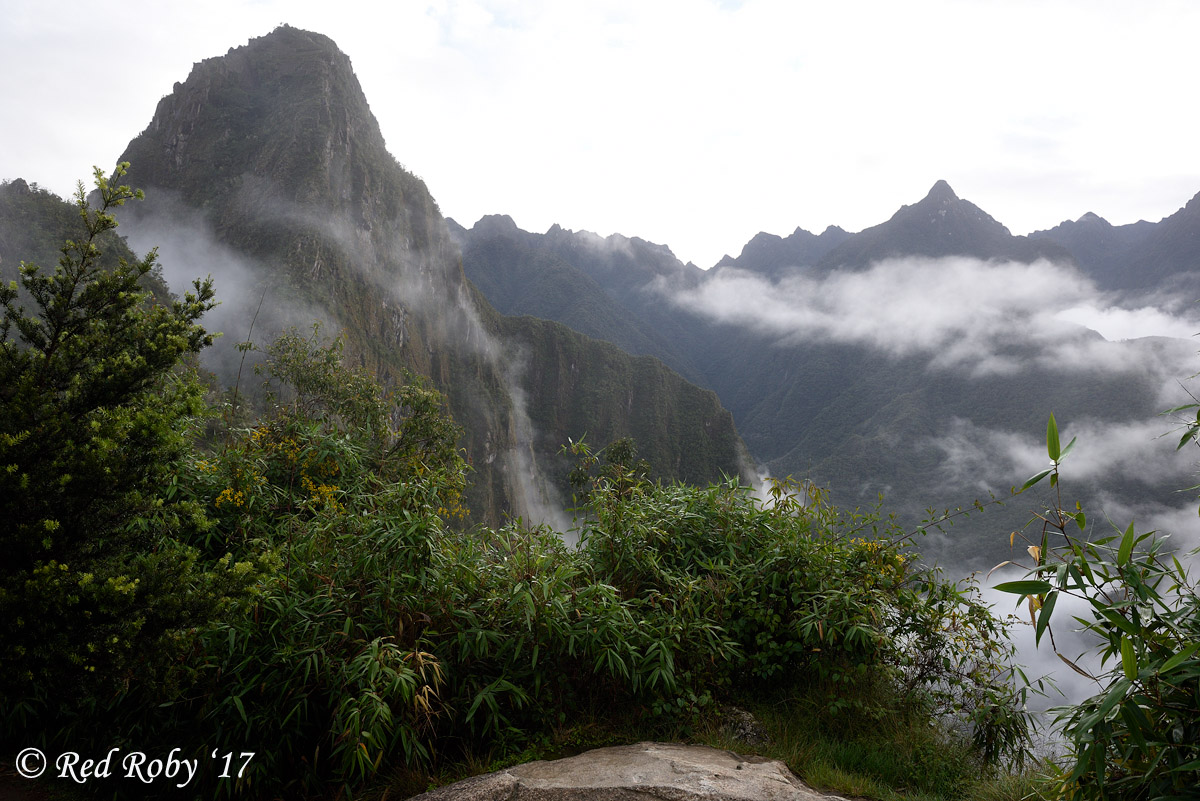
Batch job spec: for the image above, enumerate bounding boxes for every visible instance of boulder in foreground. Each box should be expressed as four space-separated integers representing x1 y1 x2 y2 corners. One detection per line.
408 741 852 800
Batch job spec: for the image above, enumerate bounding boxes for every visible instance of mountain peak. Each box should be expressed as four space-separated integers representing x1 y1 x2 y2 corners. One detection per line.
925 179 959 203
811 179 1075 270
1183 188 1200 215
121 26 391 212
473 214 520 235
1076 211 1110 226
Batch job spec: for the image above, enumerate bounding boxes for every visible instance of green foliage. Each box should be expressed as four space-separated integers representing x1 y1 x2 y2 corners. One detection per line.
561 438 1033 767
0 165 254 743
1000 414 1200 799
173 329 469 795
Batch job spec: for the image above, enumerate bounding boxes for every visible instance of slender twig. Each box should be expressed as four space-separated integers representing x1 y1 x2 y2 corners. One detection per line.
227 287 268 429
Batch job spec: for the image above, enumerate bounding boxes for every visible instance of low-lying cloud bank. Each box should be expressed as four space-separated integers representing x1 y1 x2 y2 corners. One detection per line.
934 417 1197 493
671 256 1200 379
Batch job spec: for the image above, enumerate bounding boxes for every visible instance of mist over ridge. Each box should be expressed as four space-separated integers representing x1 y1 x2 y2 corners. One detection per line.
457 175 1200 579
80 24 753 526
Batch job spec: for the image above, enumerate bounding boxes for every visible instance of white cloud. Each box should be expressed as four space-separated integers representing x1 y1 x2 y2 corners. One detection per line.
1057 304 1200 342
932 417 1196 492
672 256 1200 378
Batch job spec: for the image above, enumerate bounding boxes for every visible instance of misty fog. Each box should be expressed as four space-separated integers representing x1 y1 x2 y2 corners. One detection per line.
117 188 571 531
667 253 1200 713
672 256 1200 376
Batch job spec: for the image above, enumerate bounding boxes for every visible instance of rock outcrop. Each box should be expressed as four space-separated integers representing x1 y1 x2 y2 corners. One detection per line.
407 742 851 801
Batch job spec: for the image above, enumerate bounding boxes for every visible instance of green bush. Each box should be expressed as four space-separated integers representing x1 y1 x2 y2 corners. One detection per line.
173 329 468 795
998 414 1200 800
564 438 1033 766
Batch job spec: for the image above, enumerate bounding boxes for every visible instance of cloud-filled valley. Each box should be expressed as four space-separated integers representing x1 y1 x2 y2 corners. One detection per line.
672 256 1200 379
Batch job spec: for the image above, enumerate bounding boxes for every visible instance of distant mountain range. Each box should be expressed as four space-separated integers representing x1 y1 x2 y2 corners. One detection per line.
1031 193 1200 294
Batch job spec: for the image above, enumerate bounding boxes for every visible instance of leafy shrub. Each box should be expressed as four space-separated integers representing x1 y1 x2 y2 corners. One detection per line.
566 437 1033 766
998 414 1200 799
173 329 467 795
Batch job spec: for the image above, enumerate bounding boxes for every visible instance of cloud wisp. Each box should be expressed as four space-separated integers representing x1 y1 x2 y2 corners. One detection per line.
933 417 1198 495
670 256 1200 378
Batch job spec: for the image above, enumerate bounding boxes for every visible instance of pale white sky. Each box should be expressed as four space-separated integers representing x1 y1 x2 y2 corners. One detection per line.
3 0 1198 268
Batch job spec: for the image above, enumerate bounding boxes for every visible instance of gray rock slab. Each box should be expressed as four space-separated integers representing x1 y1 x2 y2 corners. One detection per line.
408 742 851 800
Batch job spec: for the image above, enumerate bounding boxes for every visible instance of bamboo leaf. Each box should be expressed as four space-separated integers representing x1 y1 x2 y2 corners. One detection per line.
1117 521 1136 567
994 580 1053 595
1177 427 1199 451
1099 607 1139 638
1021 468 1053 491
1047 414 1061 462
1035 591 1057 646
1058 652 1095 680
1161 642 1200 673
1121 635 1138 681
1059 436 1077 460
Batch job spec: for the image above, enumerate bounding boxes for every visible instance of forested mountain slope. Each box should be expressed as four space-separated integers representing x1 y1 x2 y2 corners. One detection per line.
80 25 749 522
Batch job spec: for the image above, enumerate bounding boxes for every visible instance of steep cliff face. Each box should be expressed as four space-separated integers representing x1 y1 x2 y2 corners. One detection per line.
113 26 751 522
118 26 526 519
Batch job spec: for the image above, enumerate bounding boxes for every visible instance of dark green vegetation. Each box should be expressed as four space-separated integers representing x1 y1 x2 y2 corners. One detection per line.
3 172 1038 799
0 167 253 753
996 415 1200 800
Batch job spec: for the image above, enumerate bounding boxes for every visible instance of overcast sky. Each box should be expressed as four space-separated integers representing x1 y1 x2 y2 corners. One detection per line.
3 0 1199 268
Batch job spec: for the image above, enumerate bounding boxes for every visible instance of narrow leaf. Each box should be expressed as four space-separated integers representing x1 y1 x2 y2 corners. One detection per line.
1059 436 1077 460
1058 652 1095 680
1097 678 1131 720
1121 635 1138 681
1177 427 1199 451
1161 403 1200 415
986 560 1016 580
1035 591 1057 646
994 580 1053 595
1099 607 1139 638
1021 468 1053 491
1161 642 1200 673
1047 414 1061 462
1117 521 1136 567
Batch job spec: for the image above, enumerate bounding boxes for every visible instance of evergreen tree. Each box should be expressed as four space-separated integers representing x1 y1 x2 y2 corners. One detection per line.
0 164 238 740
